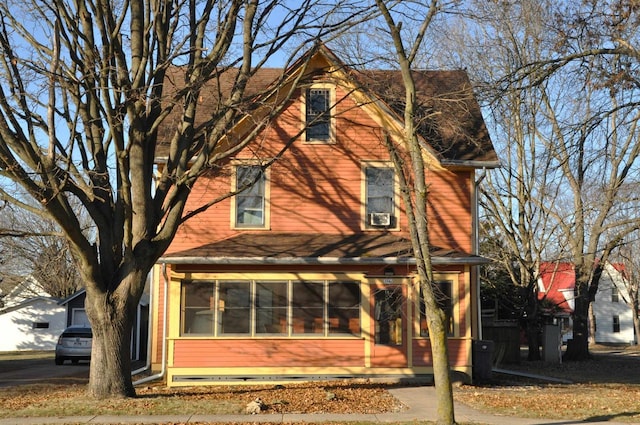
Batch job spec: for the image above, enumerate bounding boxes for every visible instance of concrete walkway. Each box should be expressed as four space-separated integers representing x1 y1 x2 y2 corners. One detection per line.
0 385 633 424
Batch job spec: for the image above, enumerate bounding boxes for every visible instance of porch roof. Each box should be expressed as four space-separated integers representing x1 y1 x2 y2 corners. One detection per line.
158 232 489 266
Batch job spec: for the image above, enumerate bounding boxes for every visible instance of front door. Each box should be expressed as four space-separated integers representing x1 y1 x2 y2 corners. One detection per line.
370 285 407 367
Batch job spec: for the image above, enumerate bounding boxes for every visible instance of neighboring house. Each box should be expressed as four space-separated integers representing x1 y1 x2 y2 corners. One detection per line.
538 261 636 344
0 276 66 351
149 46 499 386
593 262 636 344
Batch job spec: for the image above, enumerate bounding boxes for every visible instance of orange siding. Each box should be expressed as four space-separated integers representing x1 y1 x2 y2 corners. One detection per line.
166 84 473 255
412 339 471 368
173 338 365 368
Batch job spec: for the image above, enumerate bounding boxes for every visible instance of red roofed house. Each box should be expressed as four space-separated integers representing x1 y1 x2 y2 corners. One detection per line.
147 46 499 386
538 261 636 344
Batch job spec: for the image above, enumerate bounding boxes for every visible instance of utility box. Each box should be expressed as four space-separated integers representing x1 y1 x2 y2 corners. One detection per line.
543 324 562 363
472 340 494 383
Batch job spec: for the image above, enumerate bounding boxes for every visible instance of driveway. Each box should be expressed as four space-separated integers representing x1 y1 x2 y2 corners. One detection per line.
0 352 89 388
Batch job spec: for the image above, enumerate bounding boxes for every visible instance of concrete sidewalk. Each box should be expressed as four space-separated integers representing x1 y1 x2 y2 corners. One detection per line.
0 385 632 424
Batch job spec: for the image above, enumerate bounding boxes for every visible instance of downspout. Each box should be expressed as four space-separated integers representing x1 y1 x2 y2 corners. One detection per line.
474 168 487 340
133 263 169 386
131 273 152 376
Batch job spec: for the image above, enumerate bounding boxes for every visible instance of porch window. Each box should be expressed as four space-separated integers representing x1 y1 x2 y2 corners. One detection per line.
364 166 395 228
235 165 266 228
219 281 251 335
419 280 454 337
181 279 361 337
328 282 360 334
305 88 332 142
181 281 215 334
255 281 288 334
292 281 324 334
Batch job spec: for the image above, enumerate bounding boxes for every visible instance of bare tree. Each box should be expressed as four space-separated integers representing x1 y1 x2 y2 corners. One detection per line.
0 0 366 398
372 1 457 423
0 206 83 299
443 0 640 361
452 0 566 361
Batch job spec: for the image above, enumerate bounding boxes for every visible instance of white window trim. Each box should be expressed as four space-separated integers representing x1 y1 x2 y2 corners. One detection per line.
361 161 400 231
301 83 336 144
230 161 271 230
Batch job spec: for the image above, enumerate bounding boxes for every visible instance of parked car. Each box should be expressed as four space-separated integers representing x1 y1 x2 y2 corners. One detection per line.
55 325 92 365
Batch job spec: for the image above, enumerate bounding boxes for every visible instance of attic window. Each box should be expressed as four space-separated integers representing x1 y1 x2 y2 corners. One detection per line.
304 87 333 142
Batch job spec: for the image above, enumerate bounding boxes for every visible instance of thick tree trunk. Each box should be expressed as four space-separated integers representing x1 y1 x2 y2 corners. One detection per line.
524 288 541 361
563 290 591 361
525 321 541 361
84 273 143 398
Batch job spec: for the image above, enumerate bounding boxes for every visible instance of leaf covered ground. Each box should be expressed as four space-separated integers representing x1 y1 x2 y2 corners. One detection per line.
454 345 640 422
0 380 406 418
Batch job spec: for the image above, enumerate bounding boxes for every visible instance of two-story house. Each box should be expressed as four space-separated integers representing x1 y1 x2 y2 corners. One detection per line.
538 261 636 345
147 46 498 386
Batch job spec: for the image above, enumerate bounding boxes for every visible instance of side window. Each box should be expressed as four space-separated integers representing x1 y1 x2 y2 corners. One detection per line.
235 165 266 228
365 166 395 228
613 315 621 333
611 286 619 303
305 88 332 142
419 280 453 337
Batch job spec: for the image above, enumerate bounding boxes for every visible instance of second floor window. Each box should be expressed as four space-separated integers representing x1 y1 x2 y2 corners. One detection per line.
235 165 265 228
611 286 619 303
365 166 395 228
305 88 331 141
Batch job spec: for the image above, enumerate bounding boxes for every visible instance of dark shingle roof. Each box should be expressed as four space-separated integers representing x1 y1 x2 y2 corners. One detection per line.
160 233 488 265
155 49 497 166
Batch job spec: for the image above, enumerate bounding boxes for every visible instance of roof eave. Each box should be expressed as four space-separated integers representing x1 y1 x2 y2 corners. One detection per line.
158 255 490 266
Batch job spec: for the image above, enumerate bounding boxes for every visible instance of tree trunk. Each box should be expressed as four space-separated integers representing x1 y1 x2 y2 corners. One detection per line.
563 289 591 361
84 274 142 398
525 320 541 361
588 303 596 345
633 308 640 345
423 293 455 425
524 287 541 361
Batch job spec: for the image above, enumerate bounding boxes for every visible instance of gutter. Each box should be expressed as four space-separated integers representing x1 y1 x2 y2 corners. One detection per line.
441 160 501 169
131 274 153 377
474 168 487 340
133 264 169 386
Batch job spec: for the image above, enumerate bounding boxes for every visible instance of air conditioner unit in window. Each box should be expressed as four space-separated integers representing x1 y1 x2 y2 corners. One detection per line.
369 212 392 226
